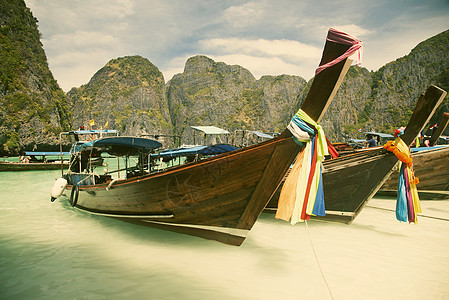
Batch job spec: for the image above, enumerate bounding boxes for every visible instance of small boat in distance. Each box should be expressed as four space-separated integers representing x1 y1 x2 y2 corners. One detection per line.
0 151 69 171
50 28 358 245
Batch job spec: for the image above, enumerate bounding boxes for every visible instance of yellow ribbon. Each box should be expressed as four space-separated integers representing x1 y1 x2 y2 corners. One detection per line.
276 109 329 224
295 110 329 160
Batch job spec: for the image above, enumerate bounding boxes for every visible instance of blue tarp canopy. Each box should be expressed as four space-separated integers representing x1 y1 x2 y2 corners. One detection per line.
154 144 237 158
72 137 162 156
62 129 118 136
411 145 446 153
199 144 238 155
363 132 394 138
25 151 70 156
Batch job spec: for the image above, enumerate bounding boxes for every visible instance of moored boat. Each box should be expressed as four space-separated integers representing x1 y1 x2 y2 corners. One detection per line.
378 145 449 199
378 112 449 199
0 152 69 171
266 85 447 223
50 27 359 245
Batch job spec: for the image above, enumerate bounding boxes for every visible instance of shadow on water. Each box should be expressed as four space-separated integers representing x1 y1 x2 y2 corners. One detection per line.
256 210 411 239
2 200 241 300
57 195 231 249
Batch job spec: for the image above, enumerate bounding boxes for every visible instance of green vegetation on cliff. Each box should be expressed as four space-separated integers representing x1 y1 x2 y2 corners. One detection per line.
0 0 70 155
1 1 448 153
67 55 172 139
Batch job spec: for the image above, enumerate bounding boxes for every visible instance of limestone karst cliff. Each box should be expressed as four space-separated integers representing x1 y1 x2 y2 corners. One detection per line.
66 56 172 141
0 0 70 156
1 0 448 155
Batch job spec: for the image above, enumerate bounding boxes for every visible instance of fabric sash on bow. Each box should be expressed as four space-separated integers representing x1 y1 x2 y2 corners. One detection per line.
315 28 363 75
383 133 421 224
276 109 337 224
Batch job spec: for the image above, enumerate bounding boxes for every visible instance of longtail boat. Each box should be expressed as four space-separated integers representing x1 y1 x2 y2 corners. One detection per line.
266 85 447 223
0 152 69 171
379 112 449 199
49 28 358 245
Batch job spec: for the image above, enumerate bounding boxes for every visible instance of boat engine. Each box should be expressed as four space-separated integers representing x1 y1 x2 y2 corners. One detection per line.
51 177 68 202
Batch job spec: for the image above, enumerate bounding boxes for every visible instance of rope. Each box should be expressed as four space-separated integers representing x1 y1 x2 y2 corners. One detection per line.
305 220 334 300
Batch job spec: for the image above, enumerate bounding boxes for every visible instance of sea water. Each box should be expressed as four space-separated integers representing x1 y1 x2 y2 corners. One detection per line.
1 168 448 300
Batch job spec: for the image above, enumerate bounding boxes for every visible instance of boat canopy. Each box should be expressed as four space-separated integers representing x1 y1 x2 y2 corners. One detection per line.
154 144 237 158
72 137 162 156
247 131 273 139
25 151 70 156
191 126 230 135
411 145 446 153
62 129 119 135
348 138 365 143
363 132 394 138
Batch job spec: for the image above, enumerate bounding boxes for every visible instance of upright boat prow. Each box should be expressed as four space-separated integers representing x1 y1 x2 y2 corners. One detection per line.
429 112 449 146
50 28 359 245
267 85 447 223
379 110 449 198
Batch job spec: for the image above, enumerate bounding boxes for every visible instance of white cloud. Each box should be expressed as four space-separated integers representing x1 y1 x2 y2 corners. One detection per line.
160 54 197 82
223 2 264 27
42 30 131 91
44 31 123 52
24 0 449 90
197 38 323 79
47 50 118 91
199 38 321 62
328 24 373 38
208 54 317 80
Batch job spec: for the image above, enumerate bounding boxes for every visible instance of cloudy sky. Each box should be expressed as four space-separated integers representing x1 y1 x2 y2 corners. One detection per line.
25 0 449 92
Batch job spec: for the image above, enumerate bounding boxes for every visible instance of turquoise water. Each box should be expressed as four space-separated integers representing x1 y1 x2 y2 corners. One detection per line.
1 169 449 299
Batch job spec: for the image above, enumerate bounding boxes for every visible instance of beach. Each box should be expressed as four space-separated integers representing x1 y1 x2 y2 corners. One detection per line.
1 169 448 299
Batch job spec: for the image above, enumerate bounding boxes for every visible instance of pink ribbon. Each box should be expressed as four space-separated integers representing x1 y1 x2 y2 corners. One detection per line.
315 28 363 75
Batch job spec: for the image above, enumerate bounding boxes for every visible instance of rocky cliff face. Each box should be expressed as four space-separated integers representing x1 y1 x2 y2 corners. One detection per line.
0 0 70 155
166 55 306 144
66 56 172 142
320 66 373 141
320 29 449 141
359 30 449 136
2 0 448 155
162 29 448 145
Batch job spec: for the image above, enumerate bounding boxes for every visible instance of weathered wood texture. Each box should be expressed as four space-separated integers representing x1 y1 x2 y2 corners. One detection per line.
266 85 447 223
402 86 447 145
430 112 449 146
381 146 449 192
0 161 68 171
64 30 355 245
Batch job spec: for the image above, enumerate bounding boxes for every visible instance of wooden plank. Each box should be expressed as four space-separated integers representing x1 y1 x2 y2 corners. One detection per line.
402 85 447 144
430 112 449 146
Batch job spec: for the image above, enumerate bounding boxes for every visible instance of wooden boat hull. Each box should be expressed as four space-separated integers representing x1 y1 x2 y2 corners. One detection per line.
69 134 301 245
265 150 398 223
0 161 68 171
266 85 447 223
378 146 449 199
56 28 360 245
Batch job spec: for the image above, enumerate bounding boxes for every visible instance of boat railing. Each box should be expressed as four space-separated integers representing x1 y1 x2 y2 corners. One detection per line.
66 172 112 186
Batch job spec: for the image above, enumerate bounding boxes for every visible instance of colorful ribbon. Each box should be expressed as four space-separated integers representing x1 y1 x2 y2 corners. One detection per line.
383 135 421 224
276 109 336 224
315 28 363 75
